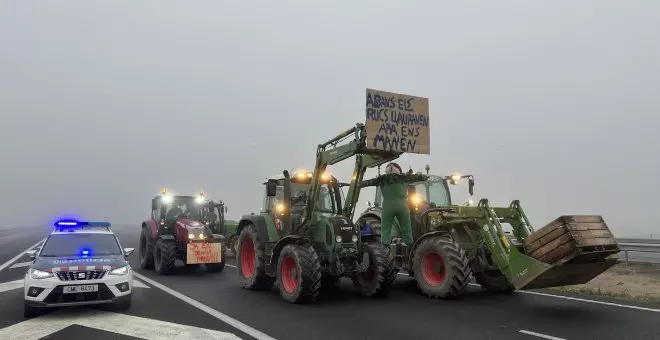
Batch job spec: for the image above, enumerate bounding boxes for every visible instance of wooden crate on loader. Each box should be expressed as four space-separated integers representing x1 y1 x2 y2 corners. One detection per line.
523 215 620 265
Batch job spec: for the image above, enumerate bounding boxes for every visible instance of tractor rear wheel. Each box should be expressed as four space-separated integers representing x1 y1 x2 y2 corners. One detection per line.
352 241 396 297
412 234 471 299
276 244 322 304
154 239 177 275
237 225 274 290
139 227 154 269
474 270 515 293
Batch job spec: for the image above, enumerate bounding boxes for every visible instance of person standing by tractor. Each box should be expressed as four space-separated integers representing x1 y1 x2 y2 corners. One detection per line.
360 162 428 247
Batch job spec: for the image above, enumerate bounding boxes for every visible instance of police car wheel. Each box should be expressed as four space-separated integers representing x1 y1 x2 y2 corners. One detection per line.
23 302 43 319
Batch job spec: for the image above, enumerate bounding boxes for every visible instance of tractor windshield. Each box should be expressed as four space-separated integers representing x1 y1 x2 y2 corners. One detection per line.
164 196 205 220
375 179 451 207
411 180 451 206
268 183 337 215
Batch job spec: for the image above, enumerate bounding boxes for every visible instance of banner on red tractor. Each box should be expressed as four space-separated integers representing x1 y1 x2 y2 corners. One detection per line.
186 243 222 264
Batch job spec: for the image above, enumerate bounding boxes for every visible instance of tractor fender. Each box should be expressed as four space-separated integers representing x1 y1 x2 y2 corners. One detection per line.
143 220 159 240
158 234 176 241
237 214 270 242
270 235 311 272
408 230 452 268
211 234 226 243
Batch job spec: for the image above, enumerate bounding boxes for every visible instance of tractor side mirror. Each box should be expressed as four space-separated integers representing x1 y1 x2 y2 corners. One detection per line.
468 178 475 196
151 200 158 211
266 181 278 197
367 201 372 207
26 250 37 260
225 206 228 213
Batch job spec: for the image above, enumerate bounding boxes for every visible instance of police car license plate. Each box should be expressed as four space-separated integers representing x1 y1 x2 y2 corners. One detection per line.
63 284 98 294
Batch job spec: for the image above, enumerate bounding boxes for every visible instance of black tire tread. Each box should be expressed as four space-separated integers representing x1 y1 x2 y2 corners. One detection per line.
238 225 275 290
139 227 155 270
278 244 322 304
473 270 515 293
155 239 177 275
412 234 472 299
353 241 396 297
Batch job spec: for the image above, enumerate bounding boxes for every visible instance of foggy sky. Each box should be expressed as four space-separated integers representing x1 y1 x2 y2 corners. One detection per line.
1 0 658 237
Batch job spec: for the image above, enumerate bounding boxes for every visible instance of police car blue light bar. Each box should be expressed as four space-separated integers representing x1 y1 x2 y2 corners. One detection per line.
54 220 111 228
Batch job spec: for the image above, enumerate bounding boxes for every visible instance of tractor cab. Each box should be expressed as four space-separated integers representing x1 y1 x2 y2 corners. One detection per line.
200 200 228 234
151 189 210 227
262 170 344 230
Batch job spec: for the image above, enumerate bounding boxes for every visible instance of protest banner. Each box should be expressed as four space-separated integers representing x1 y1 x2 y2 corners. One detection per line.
364 88 430 154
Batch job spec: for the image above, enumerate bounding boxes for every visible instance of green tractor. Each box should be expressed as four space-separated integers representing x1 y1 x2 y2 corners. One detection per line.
198 200 240 256
235 124 400 304
355 165 621 299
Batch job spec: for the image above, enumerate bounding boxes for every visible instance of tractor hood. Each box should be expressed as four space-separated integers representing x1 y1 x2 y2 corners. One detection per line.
31 255 127 272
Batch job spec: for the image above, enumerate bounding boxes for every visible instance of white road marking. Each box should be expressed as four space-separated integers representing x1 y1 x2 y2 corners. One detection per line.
0 239 44 273
9 261 32 269
133 272 278 340
394 272 660 313
132 279 150 288
519 329 567 339
0 308 242 340
0 280 24 293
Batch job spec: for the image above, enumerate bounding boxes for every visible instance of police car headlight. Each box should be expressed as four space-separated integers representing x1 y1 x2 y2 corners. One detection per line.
30 269 53 279
109 266 129 276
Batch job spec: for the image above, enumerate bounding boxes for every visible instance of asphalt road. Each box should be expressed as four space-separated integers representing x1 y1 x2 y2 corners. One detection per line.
0 225 659 340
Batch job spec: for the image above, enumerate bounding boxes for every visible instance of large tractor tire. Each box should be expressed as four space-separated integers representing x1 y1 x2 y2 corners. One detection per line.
237 225 274 290
276 244 322 304
153 239 177 275
474 270 515 293
412 234 471 299
139 227 155 269
352 241 396 297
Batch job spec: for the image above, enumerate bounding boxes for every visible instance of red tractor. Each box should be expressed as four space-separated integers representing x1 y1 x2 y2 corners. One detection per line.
139 189 226 275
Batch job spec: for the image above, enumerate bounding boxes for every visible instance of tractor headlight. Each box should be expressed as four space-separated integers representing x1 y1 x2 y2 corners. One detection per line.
351 235 358 242
161 195 173 203
335 235 342 243
199 234 205 239
275 203 285 214
109 266 129 276
30 269 53 279
189 233 194 239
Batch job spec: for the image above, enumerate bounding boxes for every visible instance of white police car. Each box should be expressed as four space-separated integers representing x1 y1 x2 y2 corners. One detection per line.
23 220 134 318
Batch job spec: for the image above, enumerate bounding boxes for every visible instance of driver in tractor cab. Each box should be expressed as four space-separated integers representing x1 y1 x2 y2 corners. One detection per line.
165 202 183 221
205 201 217 223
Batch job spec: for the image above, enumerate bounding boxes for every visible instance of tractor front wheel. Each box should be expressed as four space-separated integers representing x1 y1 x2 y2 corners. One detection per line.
276 244 322 304
237 225 274 290
139 227 154 269
153 239 177 275
474 270 515 293
352 241 396 297
412 234 471 299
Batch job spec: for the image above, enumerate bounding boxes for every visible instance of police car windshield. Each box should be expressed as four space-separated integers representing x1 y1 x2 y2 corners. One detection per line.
40 234 122 257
